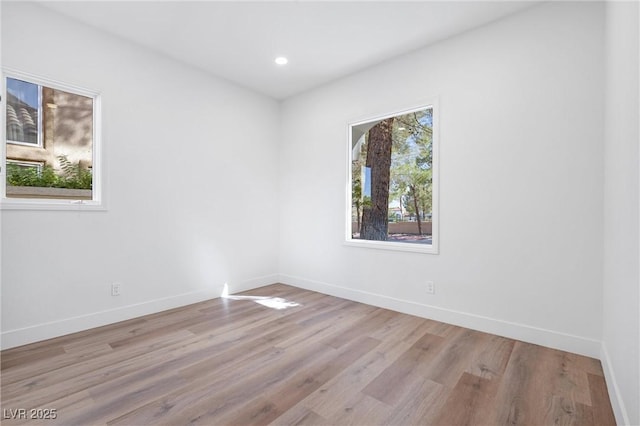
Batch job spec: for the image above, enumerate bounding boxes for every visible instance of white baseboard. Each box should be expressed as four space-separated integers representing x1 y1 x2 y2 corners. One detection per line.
0 274 278 350
278 273 602 358
600 343 631 425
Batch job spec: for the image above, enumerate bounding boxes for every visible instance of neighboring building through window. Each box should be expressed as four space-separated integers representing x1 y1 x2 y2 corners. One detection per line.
6 78 40 146
3 71 102 208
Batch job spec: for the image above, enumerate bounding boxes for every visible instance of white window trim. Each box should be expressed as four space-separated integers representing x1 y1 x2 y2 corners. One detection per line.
345 100 439 255
1 68 105 211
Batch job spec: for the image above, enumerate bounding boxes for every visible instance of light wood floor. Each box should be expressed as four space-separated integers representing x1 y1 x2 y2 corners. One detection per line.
1 284 616 425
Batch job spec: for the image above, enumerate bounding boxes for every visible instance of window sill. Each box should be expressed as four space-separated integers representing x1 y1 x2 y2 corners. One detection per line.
344 238 439 254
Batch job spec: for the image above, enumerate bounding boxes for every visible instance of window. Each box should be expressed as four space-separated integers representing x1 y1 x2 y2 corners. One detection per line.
6 78 41 147
2 70 102 209
6 160 43 173
346 103 438 254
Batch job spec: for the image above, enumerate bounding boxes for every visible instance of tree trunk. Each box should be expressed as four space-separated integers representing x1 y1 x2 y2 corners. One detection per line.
361 118 394 241
410 185 423 235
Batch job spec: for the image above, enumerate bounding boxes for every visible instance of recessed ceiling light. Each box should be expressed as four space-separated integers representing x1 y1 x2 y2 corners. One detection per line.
275 56 288 65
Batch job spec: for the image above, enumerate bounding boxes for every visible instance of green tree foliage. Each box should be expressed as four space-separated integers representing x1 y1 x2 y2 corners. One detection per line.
7 155 92 190
390 110 433 235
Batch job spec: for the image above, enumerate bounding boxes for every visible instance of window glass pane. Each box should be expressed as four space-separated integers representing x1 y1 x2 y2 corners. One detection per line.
351 106 434 246
6 77 39 145
5 78 94 201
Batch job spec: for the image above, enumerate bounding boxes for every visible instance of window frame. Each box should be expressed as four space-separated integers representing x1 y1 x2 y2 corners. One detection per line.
345 100 439 254
1 68 104 211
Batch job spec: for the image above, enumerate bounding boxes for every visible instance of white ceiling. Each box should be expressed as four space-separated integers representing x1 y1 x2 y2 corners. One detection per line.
39 1 539 100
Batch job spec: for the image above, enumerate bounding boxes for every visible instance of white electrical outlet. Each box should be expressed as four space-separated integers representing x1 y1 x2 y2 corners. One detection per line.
426 281 435 294
111 282 121 296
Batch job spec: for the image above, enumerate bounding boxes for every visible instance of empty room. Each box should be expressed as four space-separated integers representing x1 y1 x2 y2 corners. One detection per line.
1 1 638 425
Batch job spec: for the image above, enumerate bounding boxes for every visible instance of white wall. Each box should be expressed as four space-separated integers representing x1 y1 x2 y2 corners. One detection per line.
279 2 605 357
603 1 640 424
0 2 280 348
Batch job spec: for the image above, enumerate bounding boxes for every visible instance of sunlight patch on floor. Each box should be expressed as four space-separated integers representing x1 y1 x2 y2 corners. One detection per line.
221 283 301 310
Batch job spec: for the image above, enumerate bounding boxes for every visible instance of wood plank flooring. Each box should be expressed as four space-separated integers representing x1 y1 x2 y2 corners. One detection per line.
0 284 616 425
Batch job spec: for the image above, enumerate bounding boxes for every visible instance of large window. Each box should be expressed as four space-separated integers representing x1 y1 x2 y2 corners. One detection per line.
2 70 102 209
347 103 438 254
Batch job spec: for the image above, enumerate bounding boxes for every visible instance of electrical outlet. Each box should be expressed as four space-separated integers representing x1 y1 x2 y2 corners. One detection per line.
111 282 121 296
426 281 435 294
